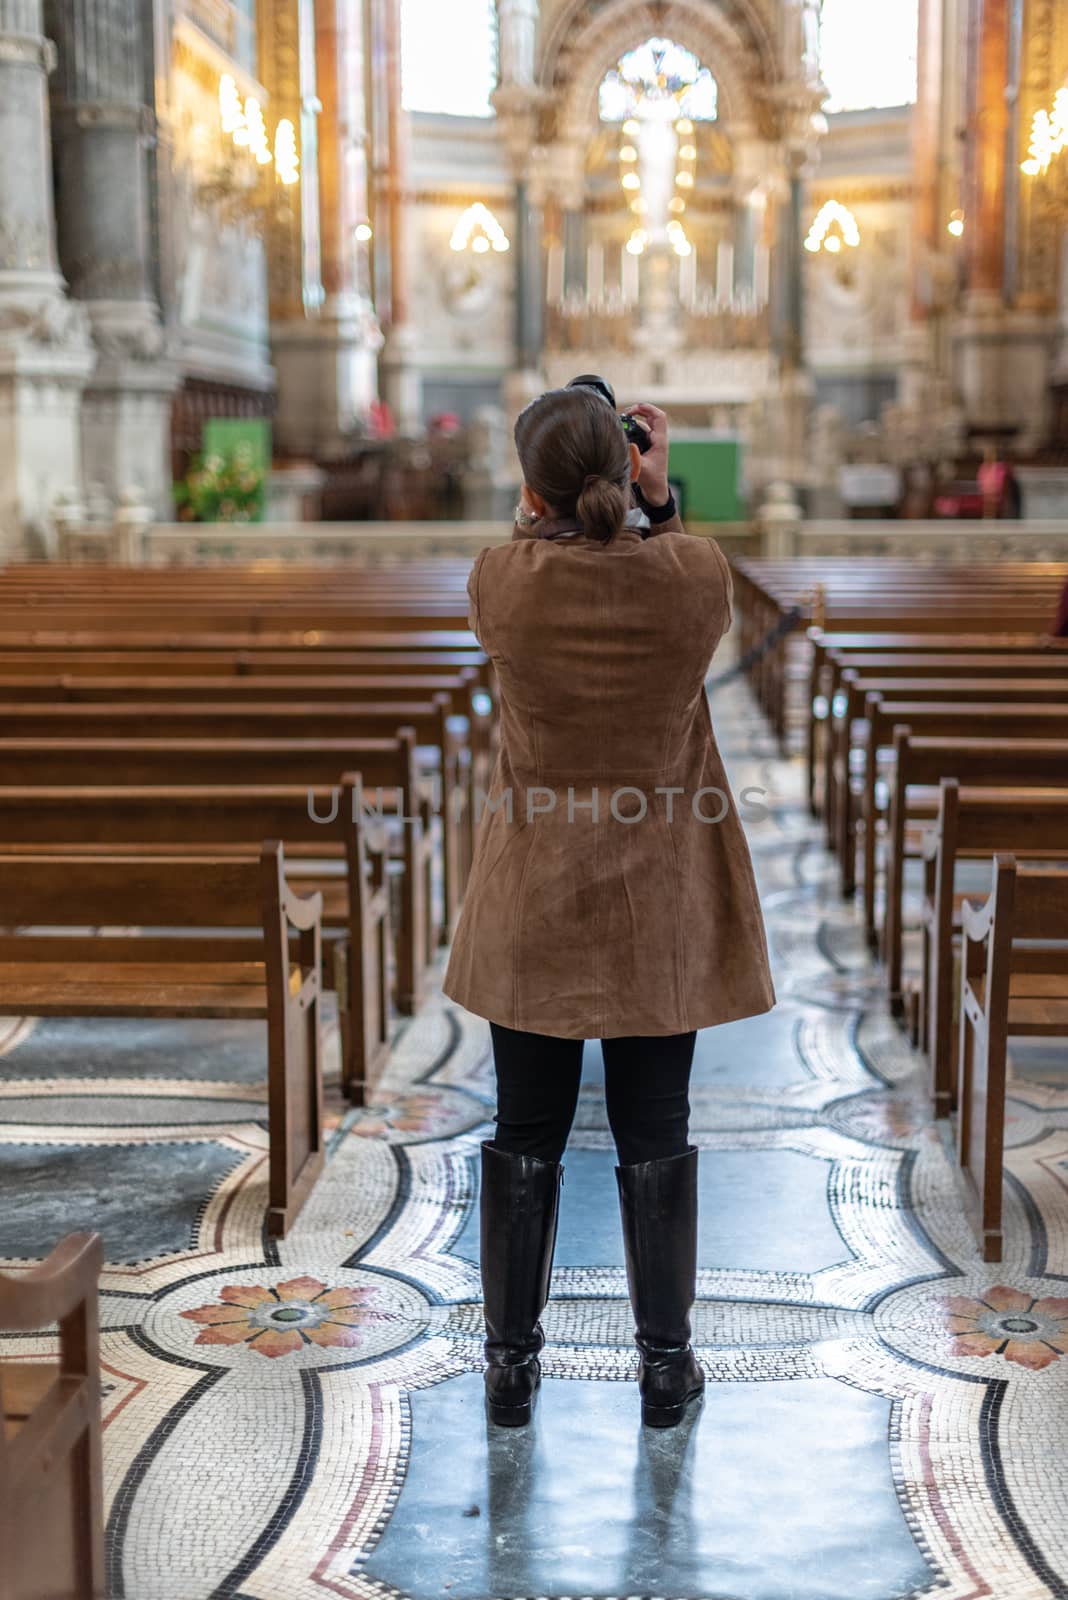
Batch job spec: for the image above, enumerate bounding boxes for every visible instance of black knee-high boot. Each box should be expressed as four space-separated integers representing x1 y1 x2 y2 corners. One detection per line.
615 1145 705 1428
479 1139 563 1426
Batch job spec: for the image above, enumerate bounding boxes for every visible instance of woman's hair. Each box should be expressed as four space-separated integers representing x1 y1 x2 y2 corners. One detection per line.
514 386 631 542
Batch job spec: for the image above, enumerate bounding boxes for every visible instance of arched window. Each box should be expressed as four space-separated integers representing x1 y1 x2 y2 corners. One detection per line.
819 0 918 112
401 0 498 117
599 38 717 124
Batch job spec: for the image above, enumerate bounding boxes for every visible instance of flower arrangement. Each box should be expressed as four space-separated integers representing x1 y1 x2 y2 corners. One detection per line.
173 441 265 523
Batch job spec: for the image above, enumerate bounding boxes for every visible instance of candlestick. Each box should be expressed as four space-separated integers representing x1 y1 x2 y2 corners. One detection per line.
586 241 604 304
679 245 697 309
716 240 734 305
754 244 770 306
621 244 640 304
546 242 564 306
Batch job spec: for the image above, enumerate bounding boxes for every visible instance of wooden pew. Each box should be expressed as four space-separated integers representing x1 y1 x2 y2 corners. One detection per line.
0 781 391 1102
819 659 1068 841
806 636 1068 815
918 780 1068 1113
855 698 1068 940
733 560 1065 745
958 855 1068 1261
0 628 480 652
0 647 492 690
0 1233 105 1600
0 697 470 940
0 735 436 1016
0 845 324 1236
831 677 1068 875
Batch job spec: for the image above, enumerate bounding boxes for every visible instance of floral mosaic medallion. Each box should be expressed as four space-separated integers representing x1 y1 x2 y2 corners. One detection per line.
874 1275 1068 1376
180 1275 384 1359
942 1285 1068 1372
350 1086 485 1144
143 1264 438 1375
827 1088 930 1150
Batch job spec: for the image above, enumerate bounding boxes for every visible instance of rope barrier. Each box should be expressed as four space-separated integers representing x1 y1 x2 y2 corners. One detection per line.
706 604 804 690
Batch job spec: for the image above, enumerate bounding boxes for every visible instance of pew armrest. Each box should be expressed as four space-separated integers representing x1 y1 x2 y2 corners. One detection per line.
960 892 995 943
0 1233 103 1331
282 880 323 932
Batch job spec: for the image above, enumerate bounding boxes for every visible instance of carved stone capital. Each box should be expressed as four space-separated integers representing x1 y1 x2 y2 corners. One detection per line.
0 291 91 351
54 101 156 136
492 82 552 175
0 32 54 71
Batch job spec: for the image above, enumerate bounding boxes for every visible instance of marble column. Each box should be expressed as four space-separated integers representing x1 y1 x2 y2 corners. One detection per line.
0 0 93 556
494 2 545 439
733 189 759 304
563 207 586 297
45 0 177 519
900 0 946 414
762 149 814 495
954 0 1052 443
773 163 805 372
375 0 419 433
966 0 1011 306
514 181 544 371
271 0 384 455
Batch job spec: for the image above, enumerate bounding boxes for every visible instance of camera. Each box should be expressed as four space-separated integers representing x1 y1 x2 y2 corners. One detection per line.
567 374 653 455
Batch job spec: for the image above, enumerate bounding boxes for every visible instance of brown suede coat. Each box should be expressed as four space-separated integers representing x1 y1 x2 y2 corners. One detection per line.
442 515 775 1038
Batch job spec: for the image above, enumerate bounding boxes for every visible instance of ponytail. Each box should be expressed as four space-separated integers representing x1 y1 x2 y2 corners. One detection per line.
515 386 632 541
576 472 628 543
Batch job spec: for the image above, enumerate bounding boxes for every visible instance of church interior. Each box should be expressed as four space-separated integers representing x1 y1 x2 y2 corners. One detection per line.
2 2 1068 1598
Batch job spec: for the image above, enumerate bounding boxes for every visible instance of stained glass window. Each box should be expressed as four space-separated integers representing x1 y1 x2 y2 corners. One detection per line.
819 0 918 112
401 0 498 117
599 38 717 124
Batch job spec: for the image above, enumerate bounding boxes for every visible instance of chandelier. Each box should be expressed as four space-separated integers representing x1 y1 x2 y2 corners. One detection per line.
1022 87 1068 177
805 199 861 254
449 203 510 254
193 74 300 228
1020 85 1068 214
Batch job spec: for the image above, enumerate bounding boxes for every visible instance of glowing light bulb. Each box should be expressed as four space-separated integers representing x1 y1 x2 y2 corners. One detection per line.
244 97 272 163
622 172 641 191
471 234 490 253
219 75 244 137
677 118 694 134
947 210 965 237
620 145 638 162
669 196 686 214
676 171 694 189
674 237 692 257
626 232 645 256
623 118 640 136
274 119 299 185
824 234 841 253
355 222 373 242
679 144 697 161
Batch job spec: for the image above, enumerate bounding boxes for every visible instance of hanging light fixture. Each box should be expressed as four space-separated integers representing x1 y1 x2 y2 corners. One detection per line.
947 209 965 237
1021 87 1068 177
274 119 299 185
206 74 302 226
449 202 510 253
805 199 861 254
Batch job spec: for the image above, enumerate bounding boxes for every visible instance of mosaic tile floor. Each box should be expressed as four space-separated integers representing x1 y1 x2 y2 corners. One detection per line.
3 677 1068 1600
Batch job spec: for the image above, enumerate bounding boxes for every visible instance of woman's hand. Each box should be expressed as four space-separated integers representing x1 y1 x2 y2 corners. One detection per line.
623 402 671 506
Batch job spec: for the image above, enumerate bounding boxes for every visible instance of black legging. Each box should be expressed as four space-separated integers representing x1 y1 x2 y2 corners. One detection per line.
489 1022 696 1166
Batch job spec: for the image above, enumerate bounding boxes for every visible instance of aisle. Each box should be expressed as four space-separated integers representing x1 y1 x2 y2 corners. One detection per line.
3 675 1068 1599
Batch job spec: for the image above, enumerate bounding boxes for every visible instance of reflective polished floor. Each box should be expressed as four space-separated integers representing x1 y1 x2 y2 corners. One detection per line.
2 674 1067 1599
